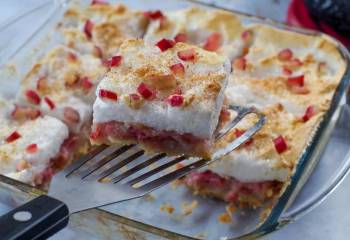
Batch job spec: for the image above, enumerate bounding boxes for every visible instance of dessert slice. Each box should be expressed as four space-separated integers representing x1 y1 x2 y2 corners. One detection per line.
91 39 230 158
143 7 245 61
15 46 103 135
17 46 106 105
0 100 76 187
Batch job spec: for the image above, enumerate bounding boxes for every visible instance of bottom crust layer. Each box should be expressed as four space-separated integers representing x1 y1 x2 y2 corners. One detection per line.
184 170 283 208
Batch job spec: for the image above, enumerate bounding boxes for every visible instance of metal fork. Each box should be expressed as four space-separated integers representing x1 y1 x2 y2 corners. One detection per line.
0 104 265 240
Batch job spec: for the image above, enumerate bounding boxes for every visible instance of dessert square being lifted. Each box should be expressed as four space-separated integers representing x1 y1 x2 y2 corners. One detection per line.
91 39 231 158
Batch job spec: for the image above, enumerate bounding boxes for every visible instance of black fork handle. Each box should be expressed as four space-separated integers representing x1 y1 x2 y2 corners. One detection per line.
0 195 69 240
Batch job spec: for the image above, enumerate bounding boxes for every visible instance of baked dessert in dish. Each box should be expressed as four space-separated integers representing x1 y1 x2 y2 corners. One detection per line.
144 7 245 61
0 100 76 186
2 0 346 212
91 39 231 158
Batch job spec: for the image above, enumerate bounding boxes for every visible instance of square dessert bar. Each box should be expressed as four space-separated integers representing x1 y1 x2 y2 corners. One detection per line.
15 46 105 134
0 100 75 186
91 39 231 158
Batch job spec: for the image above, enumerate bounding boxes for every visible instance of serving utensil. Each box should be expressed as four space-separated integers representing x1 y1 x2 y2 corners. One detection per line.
0 105 265 240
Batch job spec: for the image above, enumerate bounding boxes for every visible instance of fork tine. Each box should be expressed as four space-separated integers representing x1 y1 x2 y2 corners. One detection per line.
137 158 207 192
64 144 108 176
126 155 187 186
213 108 266 160
87 149 145 181
215 106 252 140
80 145 136 179
109 153 166 183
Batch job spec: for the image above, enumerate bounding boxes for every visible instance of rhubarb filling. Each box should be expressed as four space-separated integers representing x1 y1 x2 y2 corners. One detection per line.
185 170 283 207
23 134 78 187
91 106 231 158
91 121 213 158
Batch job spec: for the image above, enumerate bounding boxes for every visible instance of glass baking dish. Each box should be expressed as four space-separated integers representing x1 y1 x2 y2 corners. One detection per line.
0 0 349 239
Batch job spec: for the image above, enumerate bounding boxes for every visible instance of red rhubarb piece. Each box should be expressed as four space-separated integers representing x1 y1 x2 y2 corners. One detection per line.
273 135 288 154
282 66 293 76
241 30 253 44
174 33 188 43
91 0 109 5
143 10 164 20
104 55 122 68
26 143 38 154
287 75 304 87
44 96 55 110
287 75 309 94
25 90 41 105
177 48 195 61
99 89 118 101
90 124 103 141
109 55 122 67
289 58 303 67
156 38 175 52
130 93 141 101
232 57 246 71
90 131 99 140
80 77 94 90
84 20 93 39
203 32 222 51
137 83 154 100
167 94 184 107
6 131 21 143
302 106 315 122
234 129 245 137
63 107 80 124
170 63 185 76
67 52 77 62
278 48 293 61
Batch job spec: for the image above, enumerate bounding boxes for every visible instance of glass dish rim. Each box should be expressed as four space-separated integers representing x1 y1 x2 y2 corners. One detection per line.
0 0 349 239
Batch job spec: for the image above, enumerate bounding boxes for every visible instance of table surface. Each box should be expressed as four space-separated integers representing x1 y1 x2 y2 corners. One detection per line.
0 0 349 239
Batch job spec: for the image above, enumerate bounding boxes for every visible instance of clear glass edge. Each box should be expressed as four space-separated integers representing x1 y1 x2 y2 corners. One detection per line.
0 0 60 68
0 0 349 239
0 1 52 31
